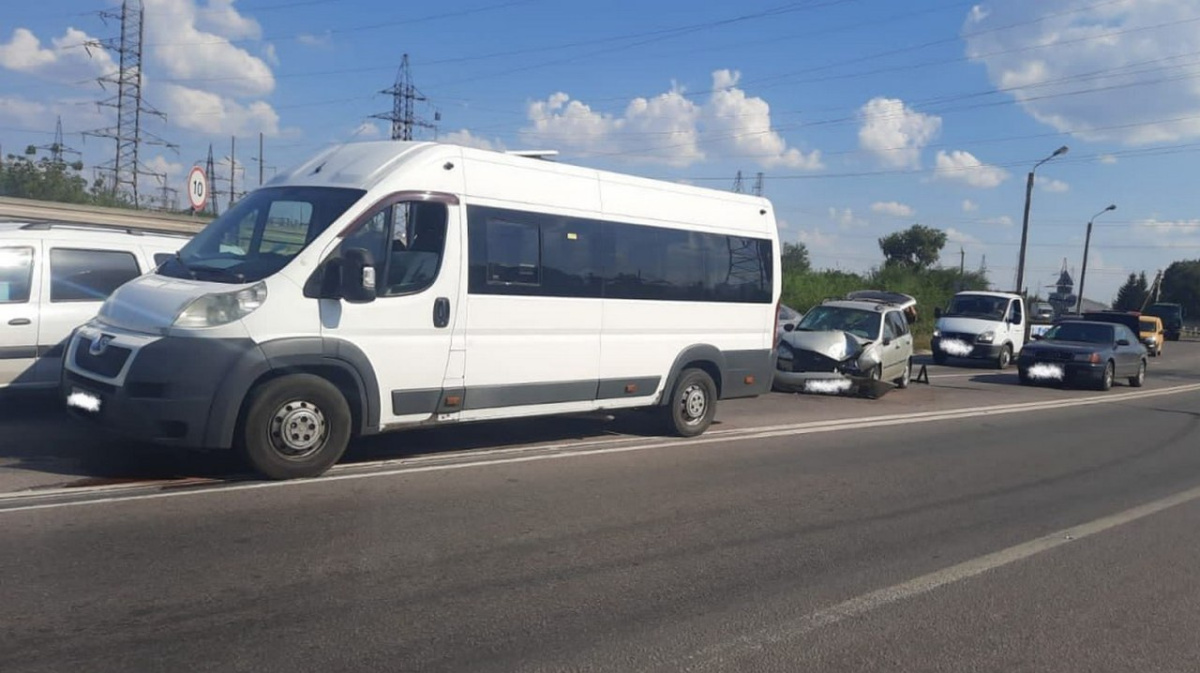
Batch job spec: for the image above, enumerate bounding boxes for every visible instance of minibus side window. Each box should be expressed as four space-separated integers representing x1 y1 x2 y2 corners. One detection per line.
335 201 448 296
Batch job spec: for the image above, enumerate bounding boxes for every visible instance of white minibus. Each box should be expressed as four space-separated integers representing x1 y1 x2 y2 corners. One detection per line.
61 141 781 479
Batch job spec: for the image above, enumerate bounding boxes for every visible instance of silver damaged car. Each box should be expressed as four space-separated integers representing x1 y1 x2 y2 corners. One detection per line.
774 290 917 397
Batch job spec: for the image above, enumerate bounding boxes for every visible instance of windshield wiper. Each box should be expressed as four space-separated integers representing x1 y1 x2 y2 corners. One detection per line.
173 251 197 279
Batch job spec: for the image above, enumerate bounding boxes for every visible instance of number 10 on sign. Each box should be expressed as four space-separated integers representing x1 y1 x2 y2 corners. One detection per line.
187 166 208 211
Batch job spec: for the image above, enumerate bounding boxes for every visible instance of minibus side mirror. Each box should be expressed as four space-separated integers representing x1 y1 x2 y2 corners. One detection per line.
934 307 942 319
341 247 377 303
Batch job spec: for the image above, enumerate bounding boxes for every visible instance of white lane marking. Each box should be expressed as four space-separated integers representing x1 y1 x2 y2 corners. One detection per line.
679 481 1200 670
3 382 1200 515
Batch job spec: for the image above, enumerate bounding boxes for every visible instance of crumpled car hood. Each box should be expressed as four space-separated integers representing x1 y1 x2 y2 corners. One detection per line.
780 329 870 360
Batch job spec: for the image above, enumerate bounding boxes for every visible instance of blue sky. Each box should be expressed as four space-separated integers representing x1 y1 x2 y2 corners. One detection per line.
3 0 1200 304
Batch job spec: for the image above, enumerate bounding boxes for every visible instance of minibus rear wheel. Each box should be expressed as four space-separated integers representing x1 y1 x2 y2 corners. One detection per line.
665 367 717 437
238 373 353 480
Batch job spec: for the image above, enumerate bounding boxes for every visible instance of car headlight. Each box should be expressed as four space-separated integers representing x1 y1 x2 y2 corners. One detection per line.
976 331 995 344
932 328 941 338
173 282 267 328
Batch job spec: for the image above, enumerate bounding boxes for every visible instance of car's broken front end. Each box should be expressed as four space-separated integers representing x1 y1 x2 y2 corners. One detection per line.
773 330 887 397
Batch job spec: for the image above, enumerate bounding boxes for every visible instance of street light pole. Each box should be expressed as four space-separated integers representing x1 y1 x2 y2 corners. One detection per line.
1075 204 1117 314
1014 145 1069 296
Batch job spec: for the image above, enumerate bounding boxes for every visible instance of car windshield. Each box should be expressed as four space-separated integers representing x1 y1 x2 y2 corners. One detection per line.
1044 322 1114 344
944 294 1008 318
1140 319 1157 332
157 186 366 284
795 305 881 339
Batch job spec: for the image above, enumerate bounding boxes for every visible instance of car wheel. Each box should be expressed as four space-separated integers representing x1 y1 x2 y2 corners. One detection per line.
237 374 353 480
1129 359 1146 388
895 358 912 389
995 344 1012 370
664 368 717 437
1096 361 1114 391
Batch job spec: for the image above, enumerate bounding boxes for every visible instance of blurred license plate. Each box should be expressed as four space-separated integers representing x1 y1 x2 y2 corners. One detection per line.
67 388 102 413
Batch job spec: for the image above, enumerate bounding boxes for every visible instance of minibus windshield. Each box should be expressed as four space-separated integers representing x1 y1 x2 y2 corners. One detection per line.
159 186 366 283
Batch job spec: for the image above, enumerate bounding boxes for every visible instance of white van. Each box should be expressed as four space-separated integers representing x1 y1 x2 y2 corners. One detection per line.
1 221 189 390
60 141 782 479
931 290 1027 369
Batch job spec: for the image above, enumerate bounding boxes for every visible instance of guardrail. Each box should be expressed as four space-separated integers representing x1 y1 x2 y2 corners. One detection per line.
0 196 210 235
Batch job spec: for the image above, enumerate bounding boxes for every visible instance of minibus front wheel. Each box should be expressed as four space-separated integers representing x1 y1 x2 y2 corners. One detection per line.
237 373 353 480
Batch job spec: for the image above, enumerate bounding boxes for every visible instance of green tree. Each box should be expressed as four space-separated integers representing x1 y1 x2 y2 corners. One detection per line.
878 224 947 270
781 241 810 274
1162 259 1200 317
1112 271 1149 311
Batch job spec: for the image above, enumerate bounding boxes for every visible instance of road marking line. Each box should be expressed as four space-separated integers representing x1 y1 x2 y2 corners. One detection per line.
3 382 1200 514
677 481 1200 670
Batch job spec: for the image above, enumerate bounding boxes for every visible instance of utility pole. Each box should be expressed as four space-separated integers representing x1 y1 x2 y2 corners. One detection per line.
733 170 744 193
371 54 438 141
205 143 219 216
258 132 263 186
229 135 236 209
753 172 764 196
1075 204 1116 314
83 0 177 205
1015 145 1069 296
959 246 965 275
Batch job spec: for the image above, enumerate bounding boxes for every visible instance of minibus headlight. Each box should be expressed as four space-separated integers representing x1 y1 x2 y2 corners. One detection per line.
174 282 267 328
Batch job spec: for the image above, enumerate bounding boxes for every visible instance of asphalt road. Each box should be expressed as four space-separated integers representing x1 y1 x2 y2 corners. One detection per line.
2 345 1200 672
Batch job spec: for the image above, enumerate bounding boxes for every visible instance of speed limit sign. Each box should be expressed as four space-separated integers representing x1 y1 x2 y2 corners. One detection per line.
186 166 208 211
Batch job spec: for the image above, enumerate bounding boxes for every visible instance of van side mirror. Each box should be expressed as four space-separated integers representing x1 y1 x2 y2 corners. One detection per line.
784 323 795 332
934 307 942 319
341 247 377 304
1117 338 1130 346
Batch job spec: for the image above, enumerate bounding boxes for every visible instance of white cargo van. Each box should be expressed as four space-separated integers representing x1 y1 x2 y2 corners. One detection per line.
1 221 188 390
60 141 782 479
931 290 1027 369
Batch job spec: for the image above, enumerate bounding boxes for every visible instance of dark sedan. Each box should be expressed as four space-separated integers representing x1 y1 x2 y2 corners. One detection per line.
1016 320 1147 391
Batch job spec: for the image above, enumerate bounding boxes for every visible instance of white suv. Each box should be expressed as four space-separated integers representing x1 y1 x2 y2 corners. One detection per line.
0 221 189 390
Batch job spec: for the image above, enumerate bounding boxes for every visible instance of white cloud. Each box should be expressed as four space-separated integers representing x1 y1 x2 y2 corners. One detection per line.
297 32 333 49
1136 218 1200 237
0 27 116 83
1098 154 1118 165
144 0 275 99
870 201 915 218
776 217 790 231
945 227 982 246
704 69 823 169
1038 176 1070 193
857 97 942 169
828 206 866 229
0 95 109 134
353 121 382 138
261 43 279 67
797 227 838 249
195 0 263 40
962 199 979 212
933 150 1010 188
968 4 990 23
965 0 1200 145
522 69 821 169
440 129 506 152
159 83 279 136
981 215 1015 227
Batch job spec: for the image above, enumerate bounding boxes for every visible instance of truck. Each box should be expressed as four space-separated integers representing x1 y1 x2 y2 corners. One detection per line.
931 290 1026 369
1143 302 1185 341
59 140 782 480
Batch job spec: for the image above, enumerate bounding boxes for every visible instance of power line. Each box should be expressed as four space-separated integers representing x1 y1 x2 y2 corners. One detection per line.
371 54 439 141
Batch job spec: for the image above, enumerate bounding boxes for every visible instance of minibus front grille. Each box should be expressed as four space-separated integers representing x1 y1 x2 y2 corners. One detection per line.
74 338 132 378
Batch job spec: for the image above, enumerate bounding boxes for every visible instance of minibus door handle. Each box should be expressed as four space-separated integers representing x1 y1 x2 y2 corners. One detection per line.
433 297 450 328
